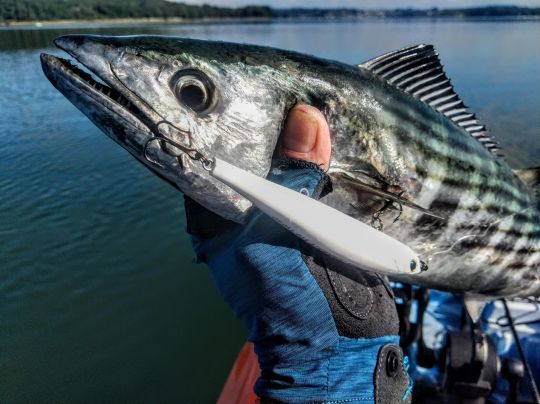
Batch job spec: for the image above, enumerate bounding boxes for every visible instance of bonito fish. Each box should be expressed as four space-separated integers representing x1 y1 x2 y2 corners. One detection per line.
40 35 540 298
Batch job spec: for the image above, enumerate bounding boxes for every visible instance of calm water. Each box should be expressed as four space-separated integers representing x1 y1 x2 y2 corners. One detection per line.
1 20 539 403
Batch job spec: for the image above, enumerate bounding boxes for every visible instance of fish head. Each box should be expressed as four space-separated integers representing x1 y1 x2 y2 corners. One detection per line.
41 35 299 222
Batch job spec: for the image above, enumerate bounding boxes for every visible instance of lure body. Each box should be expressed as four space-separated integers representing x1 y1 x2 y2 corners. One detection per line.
211 157 424 278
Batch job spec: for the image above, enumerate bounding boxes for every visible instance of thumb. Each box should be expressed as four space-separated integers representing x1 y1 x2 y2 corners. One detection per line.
278 104 331 171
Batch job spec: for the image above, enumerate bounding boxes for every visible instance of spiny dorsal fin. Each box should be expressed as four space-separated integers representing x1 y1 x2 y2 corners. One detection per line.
359 44 501 156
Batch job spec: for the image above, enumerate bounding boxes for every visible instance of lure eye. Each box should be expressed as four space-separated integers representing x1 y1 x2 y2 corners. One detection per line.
172 70 215 114
410 260 417 272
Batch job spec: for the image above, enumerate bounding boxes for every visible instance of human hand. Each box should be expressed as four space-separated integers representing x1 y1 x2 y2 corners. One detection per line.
186 105 412 403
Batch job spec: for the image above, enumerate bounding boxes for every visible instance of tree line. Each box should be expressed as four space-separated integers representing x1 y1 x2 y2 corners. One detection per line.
272 6 540 19
0 0 271 22
1 1 539 23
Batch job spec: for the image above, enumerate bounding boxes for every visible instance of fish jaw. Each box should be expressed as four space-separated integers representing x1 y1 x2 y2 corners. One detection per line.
40 53 149 158
40 35 293 222
39 51 191 196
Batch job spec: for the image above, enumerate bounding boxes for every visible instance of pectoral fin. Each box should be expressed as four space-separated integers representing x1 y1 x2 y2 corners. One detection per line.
330 172 446 221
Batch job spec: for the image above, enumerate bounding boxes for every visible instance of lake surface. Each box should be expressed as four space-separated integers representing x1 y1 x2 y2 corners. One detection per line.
1 19 539 403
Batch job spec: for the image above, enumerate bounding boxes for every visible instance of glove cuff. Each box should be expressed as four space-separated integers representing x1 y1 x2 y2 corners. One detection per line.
257 336 412 403
269 159 332 200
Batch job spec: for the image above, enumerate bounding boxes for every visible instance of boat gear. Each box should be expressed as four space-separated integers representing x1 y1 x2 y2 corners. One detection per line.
501 299 540 403
393 288 540 403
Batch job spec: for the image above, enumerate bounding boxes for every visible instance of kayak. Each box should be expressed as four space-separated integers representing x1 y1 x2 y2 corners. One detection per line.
217 342 260 404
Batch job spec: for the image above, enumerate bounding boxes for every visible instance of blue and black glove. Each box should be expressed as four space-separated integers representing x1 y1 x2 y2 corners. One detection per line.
184 159 412 403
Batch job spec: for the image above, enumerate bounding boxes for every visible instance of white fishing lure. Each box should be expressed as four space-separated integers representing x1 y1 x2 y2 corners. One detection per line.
210 157 426 277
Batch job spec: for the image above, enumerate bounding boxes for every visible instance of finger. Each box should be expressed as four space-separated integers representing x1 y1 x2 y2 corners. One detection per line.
278 104 332 171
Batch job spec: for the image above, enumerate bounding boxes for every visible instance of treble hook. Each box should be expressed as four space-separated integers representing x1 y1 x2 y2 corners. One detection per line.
155 120 191 139
370 193 404 231
143 136 214 171
391 194 404 224
108 63 214 170
371 210 384 231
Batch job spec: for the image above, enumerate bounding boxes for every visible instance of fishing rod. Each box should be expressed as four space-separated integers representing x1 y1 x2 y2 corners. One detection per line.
502 299 540 404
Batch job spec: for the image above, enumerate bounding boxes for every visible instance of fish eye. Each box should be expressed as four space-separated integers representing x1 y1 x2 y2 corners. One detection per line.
172 70 215 114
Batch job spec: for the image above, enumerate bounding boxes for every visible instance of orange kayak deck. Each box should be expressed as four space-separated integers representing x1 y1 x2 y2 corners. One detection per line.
218 342 260 404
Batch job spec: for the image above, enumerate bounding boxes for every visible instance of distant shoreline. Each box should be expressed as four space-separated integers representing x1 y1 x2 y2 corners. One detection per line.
2 4 540 27
0 16 272 28
2 14 539 28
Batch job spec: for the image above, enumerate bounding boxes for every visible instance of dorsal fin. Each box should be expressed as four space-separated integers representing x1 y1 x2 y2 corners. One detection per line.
359 44 501 156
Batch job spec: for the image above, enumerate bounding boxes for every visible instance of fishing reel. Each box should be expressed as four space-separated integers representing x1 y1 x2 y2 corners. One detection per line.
442 324 499 403
392 285 540 404
398 288 500 403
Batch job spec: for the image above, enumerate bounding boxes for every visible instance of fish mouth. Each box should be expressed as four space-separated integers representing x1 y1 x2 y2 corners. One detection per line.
43 34 179 159
40 35 186 185
40 53 145 122
40 44 154 152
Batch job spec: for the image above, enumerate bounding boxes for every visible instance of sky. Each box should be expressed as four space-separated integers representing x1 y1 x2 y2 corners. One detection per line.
176 0 540 8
